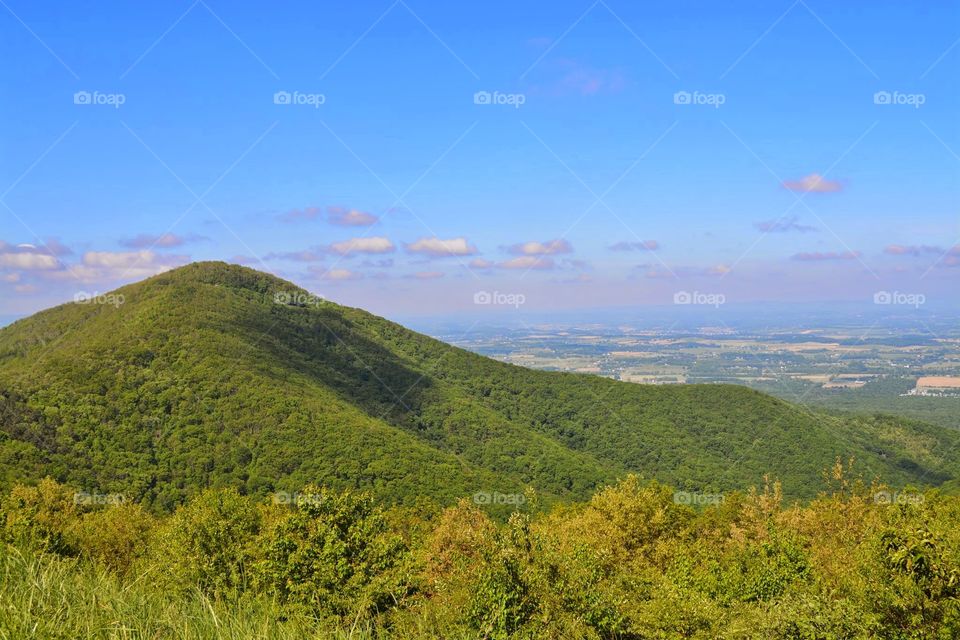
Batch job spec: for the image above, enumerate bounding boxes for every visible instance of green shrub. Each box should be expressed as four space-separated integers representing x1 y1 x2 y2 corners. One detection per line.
149 487 261 597
0 477 83 555
256 485 413 621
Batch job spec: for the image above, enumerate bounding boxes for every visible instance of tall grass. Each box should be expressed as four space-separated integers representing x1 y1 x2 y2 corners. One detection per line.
0 546 376 640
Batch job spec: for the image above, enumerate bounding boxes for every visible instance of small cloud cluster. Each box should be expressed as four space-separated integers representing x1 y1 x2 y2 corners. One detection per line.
884 244 943 256
0 242 62 270
1 238 189 291
884 243 960 267
279 205 379 227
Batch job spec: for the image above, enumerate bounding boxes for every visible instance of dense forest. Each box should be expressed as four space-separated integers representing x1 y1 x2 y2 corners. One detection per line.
2 466 958 638
1 262 959 513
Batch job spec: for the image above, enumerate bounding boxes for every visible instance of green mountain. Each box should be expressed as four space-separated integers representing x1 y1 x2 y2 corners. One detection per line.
0 262 957 510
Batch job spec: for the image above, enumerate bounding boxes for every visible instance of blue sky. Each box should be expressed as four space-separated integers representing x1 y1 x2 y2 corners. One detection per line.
1 0 957 318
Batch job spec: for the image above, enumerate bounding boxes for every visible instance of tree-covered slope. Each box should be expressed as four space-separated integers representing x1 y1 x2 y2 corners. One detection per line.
0 262 957 510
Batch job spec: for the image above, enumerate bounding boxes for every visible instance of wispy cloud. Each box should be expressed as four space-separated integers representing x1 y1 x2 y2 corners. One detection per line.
327 206 378 227
121 233 208 249
792 250 861 261
753 216 817 233
407 271 445 279
883 244 944 256
265 249 326 262
528 58 627 96
640 264 728 278
609 240 659 251
782 173 843 193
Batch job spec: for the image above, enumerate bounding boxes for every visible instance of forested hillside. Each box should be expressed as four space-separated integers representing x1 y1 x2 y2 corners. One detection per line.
1 262 958 511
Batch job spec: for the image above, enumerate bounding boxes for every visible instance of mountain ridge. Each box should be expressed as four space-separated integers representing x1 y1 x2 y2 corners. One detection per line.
1 261 957 510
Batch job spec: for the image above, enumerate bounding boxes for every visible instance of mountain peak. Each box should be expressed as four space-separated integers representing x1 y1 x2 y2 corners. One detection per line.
1 266 959 511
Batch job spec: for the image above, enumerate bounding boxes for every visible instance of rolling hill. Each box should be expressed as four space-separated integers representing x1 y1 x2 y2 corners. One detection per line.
0 261 957 511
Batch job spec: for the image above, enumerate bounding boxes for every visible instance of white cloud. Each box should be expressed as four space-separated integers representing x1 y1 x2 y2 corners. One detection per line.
506 239 572 255
405 237 477 257
0 252 59 270
499 256 555 270
329 237 395 255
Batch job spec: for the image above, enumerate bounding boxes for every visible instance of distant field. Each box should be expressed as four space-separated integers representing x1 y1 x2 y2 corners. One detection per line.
448 319 960 431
